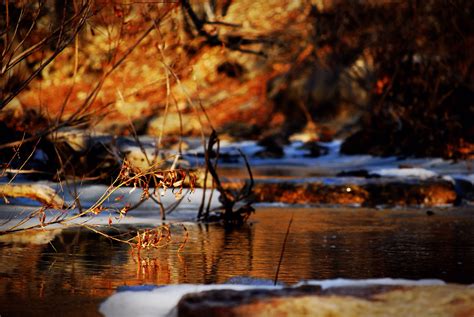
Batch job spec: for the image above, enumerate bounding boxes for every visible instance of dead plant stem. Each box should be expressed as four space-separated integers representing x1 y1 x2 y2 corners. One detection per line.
274 213 294 286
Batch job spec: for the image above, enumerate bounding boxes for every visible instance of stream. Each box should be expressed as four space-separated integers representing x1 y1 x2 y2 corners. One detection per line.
1 140 474 316
1 206 473 316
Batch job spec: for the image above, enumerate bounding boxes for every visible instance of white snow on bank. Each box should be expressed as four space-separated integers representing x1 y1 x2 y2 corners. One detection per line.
100 284 279 317
0 186 220 231
99 278 445 317
369 167 438 179
298 278 445 289
1 138 472 230
183 139 473 181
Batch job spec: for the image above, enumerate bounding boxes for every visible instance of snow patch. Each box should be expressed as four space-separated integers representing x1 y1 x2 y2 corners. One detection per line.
369 167 438 179
298 278 445 289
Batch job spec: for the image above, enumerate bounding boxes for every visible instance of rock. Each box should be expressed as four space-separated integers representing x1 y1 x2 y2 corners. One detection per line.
0 123 59 178
299 141 329 157
426 210 435 216
178 284 474 317
115 99 150 118
147 113 202 137
49 128 95 152
255 133 288 158
218 122 262 140
119 143 164 170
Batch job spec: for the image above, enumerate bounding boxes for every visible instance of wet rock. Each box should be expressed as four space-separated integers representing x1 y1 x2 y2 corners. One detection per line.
218 122 262 140
224 277 281 286
426 210 435 216
0 115 57 177
255 133 288 158
178 284 474 317
299 141 329 157
48 128 95 152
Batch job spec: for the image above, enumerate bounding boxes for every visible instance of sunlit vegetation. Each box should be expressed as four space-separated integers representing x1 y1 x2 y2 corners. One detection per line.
1 1 474 315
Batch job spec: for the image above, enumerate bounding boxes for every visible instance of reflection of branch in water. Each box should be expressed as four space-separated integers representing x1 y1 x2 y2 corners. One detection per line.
134 247 189 284
196 222 254 284
177 252 188 282
136 258 163 282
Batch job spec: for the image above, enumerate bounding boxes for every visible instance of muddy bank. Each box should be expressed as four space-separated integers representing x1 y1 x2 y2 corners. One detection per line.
223 178 461 207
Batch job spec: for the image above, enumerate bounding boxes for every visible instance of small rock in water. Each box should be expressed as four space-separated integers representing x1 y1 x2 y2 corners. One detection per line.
225 276 283 286
116 285 160 292
300 141 328 157
255 134 287 158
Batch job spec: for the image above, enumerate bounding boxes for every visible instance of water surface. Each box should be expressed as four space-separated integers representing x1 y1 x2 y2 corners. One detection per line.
1 207 473 316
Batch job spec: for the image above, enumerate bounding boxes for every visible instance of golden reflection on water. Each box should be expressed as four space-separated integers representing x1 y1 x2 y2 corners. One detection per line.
1 207 474 316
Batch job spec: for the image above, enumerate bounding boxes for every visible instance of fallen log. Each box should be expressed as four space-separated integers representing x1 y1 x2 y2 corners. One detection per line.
0 184 65 209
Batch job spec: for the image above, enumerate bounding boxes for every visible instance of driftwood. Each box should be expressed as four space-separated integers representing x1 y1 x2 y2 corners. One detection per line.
0 184 65 209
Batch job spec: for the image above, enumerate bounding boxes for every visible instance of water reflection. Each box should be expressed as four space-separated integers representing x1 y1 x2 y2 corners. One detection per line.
1 207 474 315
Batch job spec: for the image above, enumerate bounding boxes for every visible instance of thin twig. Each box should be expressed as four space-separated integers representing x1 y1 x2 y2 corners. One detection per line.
274 213 294 286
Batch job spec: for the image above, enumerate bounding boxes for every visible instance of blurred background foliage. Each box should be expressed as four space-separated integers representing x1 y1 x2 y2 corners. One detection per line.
1 0 473 159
